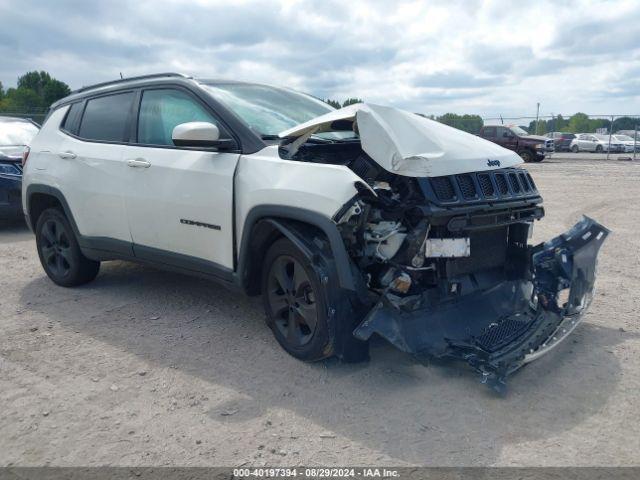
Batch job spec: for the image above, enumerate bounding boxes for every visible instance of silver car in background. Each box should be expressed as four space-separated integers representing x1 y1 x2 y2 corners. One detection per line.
612 134 639 152
570 133 623 153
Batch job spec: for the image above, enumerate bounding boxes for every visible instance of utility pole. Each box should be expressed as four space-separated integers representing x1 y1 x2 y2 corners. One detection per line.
634 122 638 161
606 115 614 161
535 103 540 135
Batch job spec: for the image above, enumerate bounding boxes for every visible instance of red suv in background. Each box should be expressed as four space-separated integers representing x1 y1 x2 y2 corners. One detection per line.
478 125 553 162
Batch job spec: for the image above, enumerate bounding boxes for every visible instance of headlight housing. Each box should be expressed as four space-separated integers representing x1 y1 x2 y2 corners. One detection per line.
0 163 21 175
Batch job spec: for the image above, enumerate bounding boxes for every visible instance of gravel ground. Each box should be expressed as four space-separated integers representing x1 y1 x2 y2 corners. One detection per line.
1 157 639 467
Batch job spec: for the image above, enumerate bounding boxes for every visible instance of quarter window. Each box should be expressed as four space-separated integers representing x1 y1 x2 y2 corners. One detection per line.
78 92 135 142
61 102 84 134
137 89 221 146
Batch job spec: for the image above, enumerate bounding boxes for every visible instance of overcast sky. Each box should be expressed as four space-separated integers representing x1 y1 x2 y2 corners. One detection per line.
1 0 639 118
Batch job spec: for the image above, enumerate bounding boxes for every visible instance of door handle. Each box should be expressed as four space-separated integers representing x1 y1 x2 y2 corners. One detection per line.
58 151 77 160
127 158 151 168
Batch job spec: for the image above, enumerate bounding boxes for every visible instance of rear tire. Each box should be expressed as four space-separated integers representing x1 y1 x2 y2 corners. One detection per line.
35 208 100 287
261 237 334 362
571 145 579 153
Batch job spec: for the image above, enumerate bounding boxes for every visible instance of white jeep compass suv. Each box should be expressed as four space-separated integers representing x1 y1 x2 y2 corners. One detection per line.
22 73 608 391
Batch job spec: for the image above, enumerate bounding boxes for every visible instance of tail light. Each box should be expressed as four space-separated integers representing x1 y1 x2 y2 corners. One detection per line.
22 146 30 167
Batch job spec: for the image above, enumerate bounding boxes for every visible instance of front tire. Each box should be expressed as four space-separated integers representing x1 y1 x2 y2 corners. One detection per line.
35 208 100 287
518 149 533 162
261 237 334 362
595 145 603 153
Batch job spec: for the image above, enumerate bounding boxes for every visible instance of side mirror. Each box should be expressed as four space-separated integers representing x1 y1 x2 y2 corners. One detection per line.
172 122 236 150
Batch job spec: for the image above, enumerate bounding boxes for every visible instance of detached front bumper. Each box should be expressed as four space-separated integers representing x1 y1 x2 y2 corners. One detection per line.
354 217 609 392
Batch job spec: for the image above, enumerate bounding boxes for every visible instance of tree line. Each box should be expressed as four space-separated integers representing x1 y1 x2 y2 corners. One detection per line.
1 71 636 137
0 71 70 115
419 112 638 135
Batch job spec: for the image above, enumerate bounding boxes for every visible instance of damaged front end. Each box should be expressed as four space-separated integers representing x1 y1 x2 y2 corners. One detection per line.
279 103 609 391
353 217 609 393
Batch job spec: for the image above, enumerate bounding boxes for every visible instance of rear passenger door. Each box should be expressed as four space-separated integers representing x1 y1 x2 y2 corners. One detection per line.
497 126 517 150
123 87 240 274
58 91 134 252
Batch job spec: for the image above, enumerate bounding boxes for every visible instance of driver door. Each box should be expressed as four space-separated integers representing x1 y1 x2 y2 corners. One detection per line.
123 88 240 272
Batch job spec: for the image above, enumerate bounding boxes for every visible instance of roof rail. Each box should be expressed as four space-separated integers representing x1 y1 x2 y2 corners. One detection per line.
72 72 192 94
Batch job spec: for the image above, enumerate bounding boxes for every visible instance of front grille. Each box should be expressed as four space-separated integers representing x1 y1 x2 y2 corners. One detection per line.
478 173 495 196
495 174 509 195
509 173 521 193
526 173 536 190
431 177 456 201
519 172 531 192
475 316 533 352
422 168 540 206
457 174 477 199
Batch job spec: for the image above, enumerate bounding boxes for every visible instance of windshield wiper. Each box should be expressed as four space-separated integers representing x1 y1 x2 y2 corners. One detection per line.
260 134 281 140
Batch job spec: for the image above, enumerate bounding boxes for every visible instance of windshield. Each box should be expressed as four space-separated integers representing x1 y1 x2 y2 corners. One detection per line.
0 120 39 146
614 135 634 141
202 82 356 140
510 126 529 136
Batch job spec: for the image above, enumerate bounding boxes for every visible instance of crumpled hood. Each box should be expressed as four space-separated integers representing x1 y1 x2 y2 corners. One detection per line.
279 103 523 177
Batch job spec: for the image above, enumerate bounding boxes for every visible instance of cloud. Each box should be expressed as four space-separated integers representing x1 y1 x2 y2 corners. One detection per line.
1 0 639 117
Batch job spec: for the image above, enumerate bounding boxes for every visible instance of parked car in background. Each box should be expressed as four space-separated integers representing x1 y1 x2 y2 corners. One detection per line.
616 130 639 141
570 133 622 153
0 117 39 220
594 134 624 153
477 124 553 162
612 134 639 152
547 132 576 152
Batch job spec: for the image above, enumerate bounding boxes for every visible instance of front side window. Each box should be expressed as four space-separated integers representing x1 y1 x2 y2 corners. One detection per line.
509 126 529 136
78 92 134 142
137 89 221 146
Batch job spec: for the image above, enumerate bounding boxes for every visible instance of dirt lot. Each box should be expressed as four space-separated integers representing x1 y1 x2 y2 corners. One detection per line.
1 157 639 467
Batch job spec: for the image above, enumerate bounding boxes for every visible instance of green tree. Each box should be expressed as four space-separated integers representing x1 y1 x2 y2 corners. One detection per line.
324 98 342 109
342 98 363 107
527 119 547 135
437 113 484 134
612 116 639 132
1 87 45 112
567 113 591 133
0 81 4 101
0 71 70 114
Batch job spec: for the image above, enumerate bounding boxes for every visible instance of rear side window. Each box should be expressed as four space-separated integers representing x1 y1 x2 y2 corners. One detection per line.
137 89 222 146
78 92 134 142
483 127 496 137
61 102 84 134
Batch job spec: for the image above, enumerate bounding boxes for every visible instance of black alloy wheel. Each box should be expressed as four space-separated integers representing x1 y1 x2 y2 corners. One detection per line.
266 254 319 348
35 208 100 286
40 217 72 278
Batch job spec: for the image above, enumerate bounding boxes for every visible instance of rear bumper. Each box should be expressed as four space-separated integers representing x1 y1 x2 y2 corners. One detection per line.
354 217 609 392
